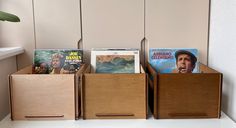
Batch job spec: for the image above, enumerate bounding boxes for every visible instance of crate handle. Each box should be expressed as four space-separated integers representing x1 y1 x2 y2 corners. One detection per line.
25 115 64 118
96 113 134 117
168 113 207 117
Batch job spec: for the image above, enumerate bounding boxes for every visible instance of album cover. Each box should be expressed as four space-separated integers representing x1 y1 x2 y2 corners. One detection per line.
91 48 140 73
33 49 83 74
149 48 199 73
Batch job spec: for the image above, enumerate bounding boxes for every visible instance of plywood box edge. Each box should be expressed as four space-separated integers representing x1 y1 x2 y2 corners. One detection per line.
75 64 88 120
8 75 14 120
218 73 223 118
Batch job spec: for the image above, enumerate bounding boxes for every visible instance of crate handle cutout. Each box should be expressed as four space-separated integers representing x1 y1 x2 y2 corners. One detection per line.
168 113 207 117
96 113 134 117
25 115 64 118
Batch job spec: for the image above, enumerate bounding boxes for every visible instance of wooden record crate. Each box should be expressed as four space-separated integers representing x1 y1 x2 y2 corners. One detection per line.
81 65 147 119
9 64 87 120
147 63 222 119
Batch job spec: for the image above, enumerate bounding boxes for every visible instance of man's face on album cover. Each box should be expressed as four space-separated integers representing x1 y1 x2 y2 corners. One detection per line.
176 54 194 73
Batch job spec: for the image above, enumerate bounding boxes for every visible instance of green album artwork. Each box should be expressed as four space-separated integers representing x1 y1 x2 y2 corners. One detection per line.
33 49 83 74
96 55 135 73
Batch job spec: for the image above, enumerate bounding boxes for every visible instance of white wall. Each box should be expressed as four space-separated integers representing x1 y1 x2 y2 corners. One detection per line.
0 57 17 120
209 0 236 121
34 0 81 49
0 0 35 121
0 0 35 69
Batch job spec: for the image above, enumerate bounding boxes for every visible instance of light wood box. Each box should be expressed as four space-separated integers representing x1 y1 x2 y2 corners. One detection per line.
9 64 87 120
147 63 222 119
81 65 147 119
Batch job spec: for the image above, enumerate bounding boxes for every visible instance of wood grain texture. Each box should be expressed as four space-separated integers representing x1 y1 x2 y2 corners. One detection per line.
147 63 222 119
82 66 147 119
75 64 87 119
9 65 86 120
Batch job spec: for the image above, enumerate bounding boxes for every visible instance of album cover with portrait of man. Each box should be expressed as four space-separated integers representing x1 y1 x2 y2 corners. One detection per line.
33 49 83 74
149 48 199 73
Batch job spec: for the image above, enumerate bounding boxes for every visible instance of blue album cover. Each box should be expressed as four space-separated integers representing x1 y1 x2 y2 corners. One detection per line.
149 48 199 73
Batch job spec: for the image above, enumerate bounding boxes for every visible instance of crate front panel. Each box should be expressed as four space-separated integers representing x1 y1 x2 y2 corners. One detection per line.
156 73 221 118
83 74 146 119
11 75 75 120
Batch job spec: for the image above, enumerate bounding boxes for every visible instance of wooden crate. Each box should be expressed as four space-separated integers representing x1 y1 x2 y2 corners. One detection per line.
9 64 87 120
147 63 222 119
82 65 147 119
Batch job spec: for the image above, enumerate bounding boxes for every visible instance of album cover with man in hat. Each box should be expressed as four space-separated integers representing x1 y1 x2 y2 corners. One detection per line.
149 48 199 73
